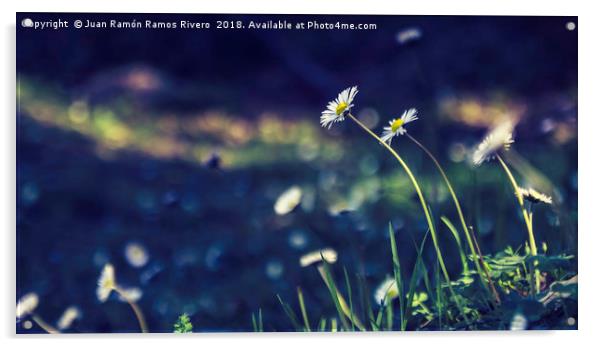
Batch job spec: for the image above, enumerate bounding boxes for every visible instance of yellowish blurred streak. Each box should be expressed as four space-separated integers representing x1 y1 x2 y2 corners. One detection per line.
18 79 341 169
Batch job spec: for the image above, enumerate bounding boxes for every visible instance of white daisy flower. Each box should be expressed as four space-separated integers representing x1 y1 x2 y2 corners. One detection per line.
125 242 149 268
118 287 143 303
299 248 338 267
472 121 515 166
380 108 419 144
320 86 358 129
57 306 81 330
16 293 39 319
274 185 303 215
96 263 116 302
517 187 553 205
374 277 399 306
510 312 528 330
396 27 422 45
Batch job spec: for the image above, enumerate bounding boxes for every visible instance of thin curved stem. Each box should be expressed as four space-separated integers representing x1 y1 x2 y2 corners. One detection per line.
346 113 469 325
31 314 60 334
114 286 149 333
496 154 540 293
406 134 500 304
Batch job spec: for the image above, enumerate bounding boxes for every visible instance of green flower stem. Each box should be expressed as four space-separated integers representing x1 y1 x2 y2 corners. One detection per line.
346 113 469 325
496 154 540 293
114 286 149 333
406 134 500 304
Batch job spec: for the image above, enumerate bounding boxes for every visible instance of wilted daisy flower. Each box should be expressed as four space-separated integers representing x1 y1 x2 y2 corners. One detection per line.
299 248 338 267
274 186 303 215
472 121 515 166
380 108 419 144
57 306 81 330
118 287 143 303
97 263 116 302
125 242 149 268
320 86 358 129
16 293 39 320
374 277 399 306
517 187 553 205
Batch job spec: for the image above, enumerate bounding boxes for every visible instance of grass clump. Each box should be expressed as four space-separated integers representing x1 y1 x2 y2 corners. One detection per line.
263 86 577 332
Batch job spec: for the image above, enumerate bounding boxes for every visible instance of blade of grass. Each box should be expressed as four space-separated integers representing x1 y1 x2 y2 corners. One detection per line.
374 303 385 330
318 318 327 332
469 225 501 304
441 216 469 275
318 263 351 331
426 205 470 325
343 267 355 332
388 223 405 331
402 230 429 330
276 294 303 331
435 259 443 329
297 287 311 332
258 308 263 332
251 309 264 332
318 258 365 330
386 301 393 331
357 273 375 327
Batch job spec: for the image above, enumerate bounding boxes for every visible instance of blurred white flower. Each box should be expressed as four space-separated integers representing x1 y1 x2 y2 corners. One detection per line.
374 277 399 306
22 320 33 330
274 186 303 215
473 121 515 165
118 287 143 303
517 187 553 205
396 27 422 45
125 242 149 268
97 263 116 302
510 312 528 330
57 306 81 330
299 248 338 267
265 260 284 280
320 86 358 129
16 293 39 319
380 108 419 144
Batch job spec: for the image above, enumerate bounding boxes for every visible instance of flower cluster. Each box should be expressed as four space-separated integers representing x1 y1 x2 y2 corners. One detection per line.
321 86 418 144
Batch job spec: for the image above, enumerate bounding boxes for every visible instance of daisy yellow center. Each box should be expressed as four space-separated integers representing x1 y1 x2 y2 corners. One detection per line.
391 118 405 132
102 278 114 289
335 102 348 115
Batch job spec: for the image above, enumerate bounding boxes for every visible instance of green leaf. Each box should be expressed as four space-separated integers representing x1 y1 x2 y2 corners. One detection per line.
173 314 193 333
